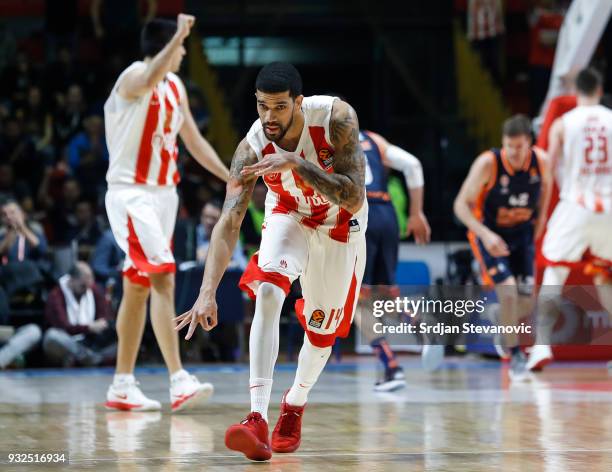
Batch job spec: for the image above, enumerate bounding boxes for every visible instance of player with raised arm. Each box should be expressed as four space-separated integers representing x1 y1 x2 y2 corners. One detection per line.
103 14 229 412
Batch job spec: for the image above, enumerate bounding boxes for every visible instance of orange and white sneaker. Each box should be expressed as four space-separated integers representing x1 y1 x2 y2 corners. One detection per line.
271 390 305 453
170 370 214 413
105 378 161 411
225 412 272 461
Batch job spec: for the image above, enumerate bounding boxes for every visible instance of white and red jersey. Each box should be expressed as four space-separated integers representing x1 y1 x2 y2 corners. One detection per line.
246 95 368 243
104 62 186 187
560 104 612 214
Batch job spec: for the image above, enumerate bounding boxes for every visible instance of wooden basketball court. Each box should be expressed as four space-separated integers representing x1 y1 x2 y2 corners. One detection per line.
1 357 611 470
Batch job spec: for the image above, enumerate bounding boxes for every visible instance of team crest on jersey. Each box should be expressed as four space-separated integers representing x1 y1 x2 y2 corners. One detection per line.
529 167 540 183
500 174 510 194
318 149 334 170
264 172 282 184
308 309 326 329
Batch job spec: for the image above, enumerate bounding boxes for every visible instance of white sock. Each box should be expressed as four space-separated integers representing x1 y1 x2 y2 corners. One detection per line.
113 373 135 385
250 378 273 421
286 335 331 406
170 369 189 383
249 282 285 421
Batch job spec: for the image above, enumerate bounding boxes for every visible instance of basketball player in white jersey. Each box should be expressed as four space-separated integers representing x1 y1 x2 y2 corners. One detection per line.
103 14 230 412
528 68 612 371
175 62 367 461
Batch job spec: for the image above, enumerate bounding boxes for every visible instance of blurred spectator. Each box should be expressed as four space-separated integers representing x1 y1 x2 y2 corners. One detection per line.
0 115 41 195
528 0 565 113
22 85 54 159
68 114 108 200
241 181 267 258
196 200 247 269
0 199 48 297
91 228 123 285
45 47 94 100
0 199 47 264
2 53 39 104
467 0 505 83
42 261 116 367
0 324 42 369
68 200 103 261
42 177 82 245
54 84 86 151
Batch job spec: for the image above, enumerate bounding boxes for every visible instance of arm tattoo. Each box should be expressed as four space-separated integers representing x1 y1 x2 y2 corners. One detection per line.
222 139 258 226
294 101 365 211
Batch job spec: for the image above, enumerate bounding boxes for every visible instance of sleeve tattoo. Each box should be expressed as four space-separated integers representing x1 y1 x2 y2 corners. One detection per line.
293 101 366 212
223 139 258 228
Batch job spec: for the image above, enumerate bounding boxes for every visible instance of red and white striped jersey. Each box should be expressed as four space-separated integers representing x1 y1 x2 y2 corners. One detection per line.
104 62 185 187
246 95 368 244
467 0 504 41
560 104 612 214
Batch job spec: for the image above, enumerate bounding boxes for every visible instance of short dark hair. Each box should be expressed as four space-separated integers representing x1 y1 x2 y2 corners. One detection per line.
141 19 176 58
576 67 603 96
502 114 532 138
255 62 303 99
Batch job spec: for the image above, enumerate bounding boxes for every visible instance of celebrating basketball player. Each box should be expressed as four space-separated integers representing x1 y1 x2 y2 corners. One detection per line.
528 68 612 371
175 62 367 461
103 15 229 412
454 115 552 381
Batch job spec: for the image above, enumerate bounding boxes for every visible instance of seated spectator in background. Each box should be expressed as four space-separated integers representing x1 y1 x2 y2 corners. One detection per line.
45 47 85 97
197 200 247 269
0 199 47 264
91 228 123 285
22 85 54 159
0 324 42 369
54 83 86 150
0 199 48 297
43 261 116 367
42 177 82 245
68 114 108 201
241 181 266 258
0 115 40 196
68 200 103 261
2 53 39 105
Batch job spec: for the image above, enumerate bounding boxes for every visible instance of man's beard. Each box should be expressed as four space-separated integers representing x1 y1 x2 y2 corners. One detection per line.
263 111 294 143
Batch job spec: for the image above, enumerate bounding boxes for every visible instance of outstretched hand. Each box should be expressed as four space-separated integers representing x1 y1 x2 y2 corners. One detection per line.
174 290 218 340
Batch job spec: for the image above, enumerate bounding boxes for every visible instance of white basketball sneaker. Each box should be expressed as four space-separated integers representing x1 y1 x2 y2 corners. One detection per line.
170 370 214 413
105 377 161 411
526 345 553 372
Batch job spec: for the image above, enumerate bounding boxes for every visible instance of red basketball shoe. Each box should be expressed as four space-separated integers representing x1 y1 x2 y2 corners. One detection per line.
271 390 305 453
225 412 272 461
